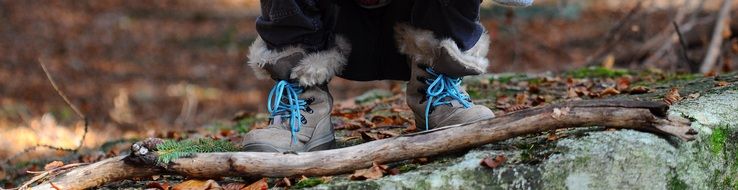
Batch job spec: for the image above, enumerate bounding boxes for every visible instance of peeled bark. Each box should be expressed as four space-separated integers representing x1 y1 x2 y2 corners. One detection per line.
29 100 695 190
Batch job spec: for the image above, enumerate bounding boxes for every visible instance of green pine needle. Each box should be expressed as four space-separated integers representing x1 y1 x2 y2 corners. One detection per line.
156 138 241 164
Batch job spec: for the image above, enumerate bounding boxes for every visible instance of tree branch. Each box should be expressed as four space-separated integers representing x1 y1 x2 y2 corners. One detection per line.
28 100 695 190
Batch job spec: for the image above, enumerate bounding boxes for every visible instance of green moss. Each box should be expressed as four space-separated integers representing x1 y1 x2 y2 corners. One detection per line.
398 164 419 173
156 138 241 164
566 66 629 78
467 88 482 99
668 174 688 190
295 177 324 189
232 114 267 134
710 127 728 155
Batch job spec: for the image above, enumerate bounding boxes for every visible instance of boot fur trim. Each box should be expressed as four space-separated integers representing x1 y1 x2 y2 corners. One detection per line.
394 24 490 75
247 36 351 86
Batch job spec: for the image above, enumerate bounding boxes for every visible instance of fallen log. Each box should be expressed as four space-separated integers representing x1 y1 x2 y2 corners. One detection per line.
29 100 695 190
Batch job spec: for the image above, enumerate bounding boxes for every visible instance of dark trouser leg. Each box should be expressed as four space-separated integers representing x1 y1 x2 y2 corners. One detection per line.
334 0 413 81
256 0 336 52
410 0 484 51
335 0 485 81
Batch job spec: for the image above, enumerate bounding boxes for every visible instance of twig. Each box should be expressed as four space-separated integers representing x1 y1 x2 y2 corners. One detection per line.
699 0 733 73
0 59 91 169
38 60 86 122
39 59 89 151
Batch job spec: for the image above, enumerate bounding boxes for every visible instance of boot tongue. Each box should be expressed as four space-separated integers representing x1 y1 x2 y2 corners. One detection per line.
264 52 304 80
450 100 463 107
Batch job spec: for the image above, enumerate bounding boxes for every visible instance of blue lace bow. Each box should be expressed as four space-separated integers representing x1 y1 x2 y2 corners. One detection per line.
267 80 307 144
423 68 473 130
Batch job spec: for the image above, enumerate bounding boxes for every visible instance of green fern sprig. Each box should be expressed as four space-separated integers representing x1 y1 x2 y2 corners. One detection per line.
156 138 241 164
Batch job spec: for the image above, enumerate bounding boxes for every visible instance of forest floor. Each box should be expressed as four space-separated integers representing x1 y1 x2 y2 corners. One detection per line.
1 0 737 189
7 66 737 189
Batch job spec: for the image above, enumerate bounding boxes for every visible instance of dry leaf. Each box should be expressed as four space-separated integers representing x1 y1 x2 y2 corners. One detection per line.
531 95 546 106
587 91 601 98
221 183 246 190
360 131 383 141
704 70 717 77
44 161 64 171
715 81 730 87
349 162 388 180
599 87 620 97
172 179 222 190
566 77 576 86
574 86 590 97
273 177 291 187
546 131 559 141
357 118 376 128
616 77 630 91
241 178 268 190
514 93 528 105
663 88 682 105
480 154 507 169
370 115 393 126
147 182 171 190
628 86 650 94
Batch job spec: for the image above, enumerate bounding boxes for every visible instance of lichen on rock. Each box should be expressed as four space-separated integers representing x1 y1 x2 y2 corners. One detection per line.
310 75 738 190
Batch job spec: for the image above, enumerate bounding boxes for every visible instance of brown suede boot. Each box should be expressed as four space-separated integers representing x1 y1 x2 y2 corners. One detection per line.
242 36 350 152
395 24 495 130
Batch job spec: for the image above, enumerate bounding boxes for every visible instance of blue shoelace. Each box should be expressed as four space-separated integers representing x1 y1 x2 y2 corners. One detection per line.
267 80 307 144
423 68 473 130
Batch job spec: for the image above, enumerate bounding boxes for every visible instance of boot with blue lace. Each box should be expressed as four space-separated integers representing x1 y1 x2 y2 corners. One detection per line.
242 36 350 152
395 24 495 130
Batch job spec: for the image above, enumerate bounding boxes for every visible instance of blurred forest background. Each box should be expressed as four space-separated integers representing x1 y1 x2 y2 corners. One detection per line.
1 0 737 187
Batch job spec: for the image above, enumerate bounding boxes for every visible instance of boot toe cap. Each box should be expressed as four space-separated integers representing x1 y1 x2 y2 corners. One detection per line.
434 105 495 128
242 128 302 152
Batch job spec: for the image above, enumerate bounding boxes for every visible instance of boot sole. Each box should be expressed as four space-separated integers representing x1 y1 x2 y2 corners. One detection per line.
306 138 336 151
305 134 336 151
243 138 335 152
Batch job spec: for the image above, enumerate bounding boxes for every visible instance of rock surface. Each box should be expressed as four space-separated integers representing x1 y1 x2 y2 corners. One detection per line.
311 75 738 190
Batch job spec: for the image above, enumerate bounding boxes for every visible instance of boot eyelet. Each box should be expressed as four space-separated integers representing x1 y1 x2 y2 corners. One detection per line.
301 116 307 124
306 97 315 105
305 107 314 114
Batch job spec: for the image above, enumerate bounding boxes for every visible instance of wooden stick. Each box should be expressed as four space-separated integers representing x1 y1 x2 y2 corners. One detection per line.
28 100 695 190
699 0 733 73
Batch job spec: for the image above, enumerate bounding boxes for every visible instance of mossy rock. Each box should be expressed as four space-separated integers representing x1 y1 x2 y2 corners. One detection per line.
310 74 738 190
